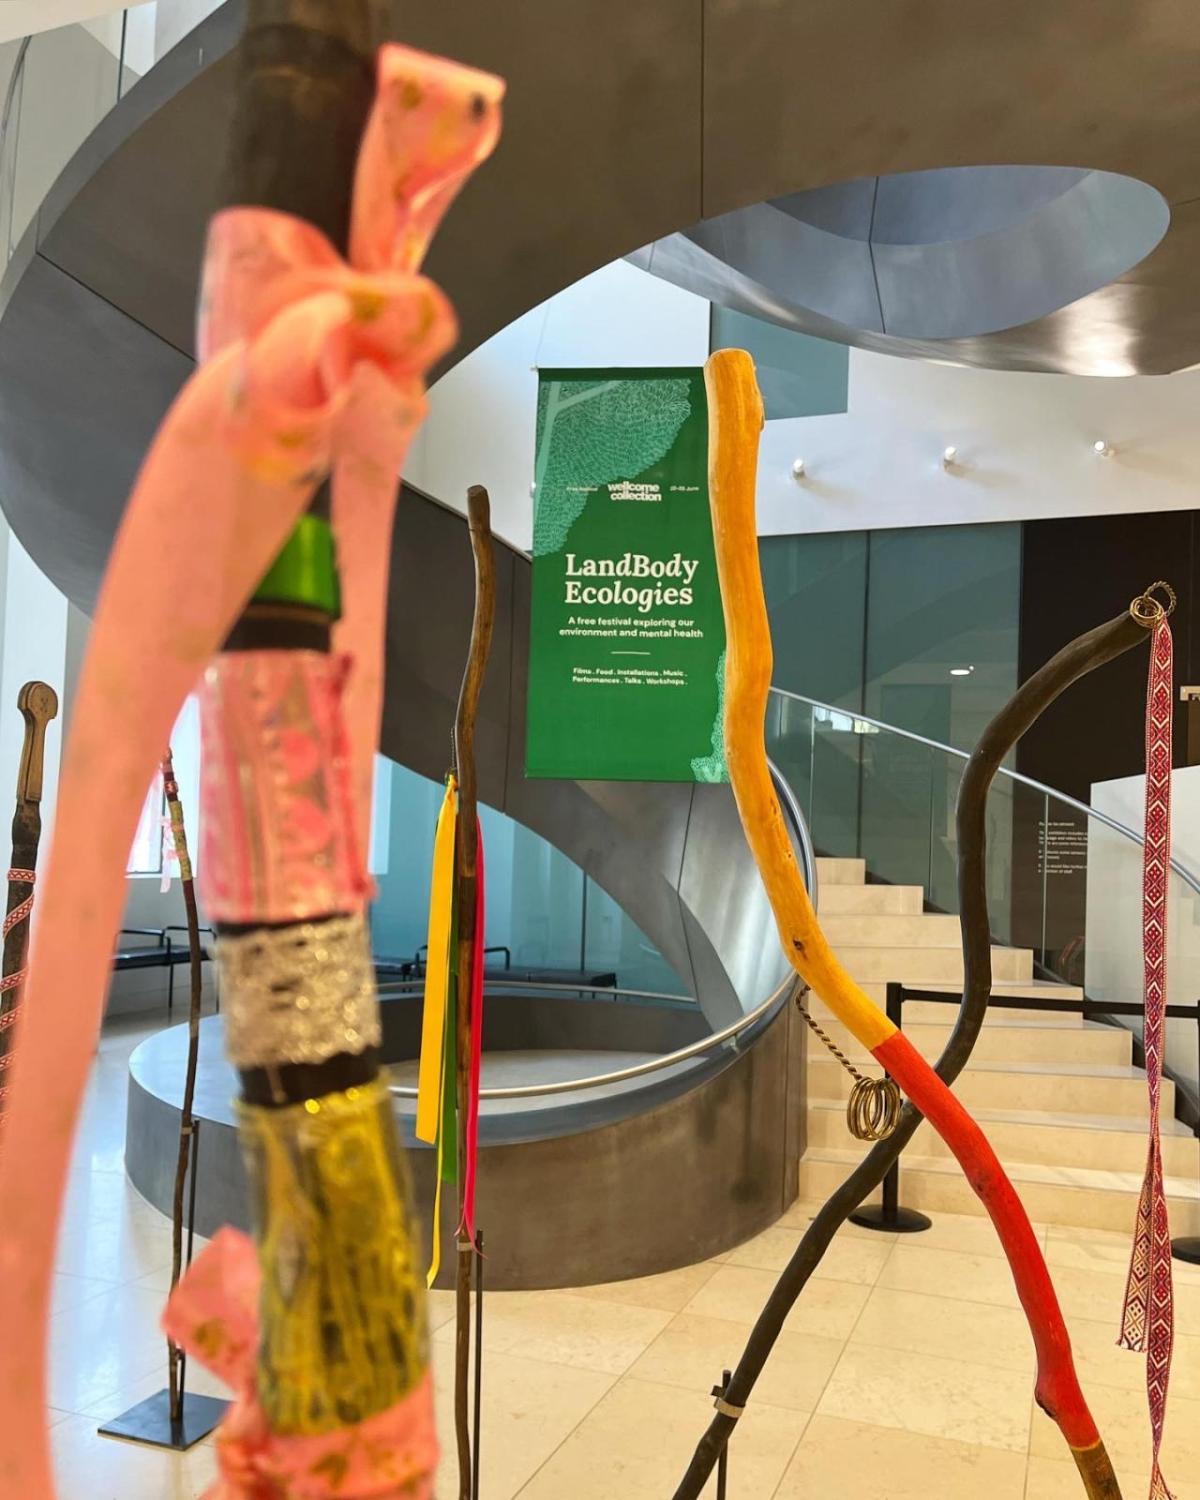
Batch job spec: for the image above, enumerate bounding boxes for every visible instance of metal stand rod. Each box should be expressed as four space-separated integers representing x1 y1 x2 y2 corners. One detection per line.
850 983 932 1234
472 1230 484 1500
714 1370 731 1500
177 1118 202 1407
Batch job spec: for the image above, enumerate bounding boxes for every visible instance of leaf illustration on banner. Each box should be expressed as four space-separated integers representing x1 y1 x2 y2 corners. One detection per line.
690 649 729 783
532 377 692 556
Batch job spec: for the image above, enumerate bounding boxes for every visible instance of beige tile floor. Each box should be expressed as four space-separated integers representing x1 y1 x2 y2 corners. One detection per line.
48 1015 1200 1498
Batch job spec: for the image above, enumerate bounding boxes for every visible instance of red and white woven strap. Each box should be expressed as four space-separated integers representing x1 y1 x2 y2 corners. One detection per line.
0 867 36 1105
1119 616 1175 1500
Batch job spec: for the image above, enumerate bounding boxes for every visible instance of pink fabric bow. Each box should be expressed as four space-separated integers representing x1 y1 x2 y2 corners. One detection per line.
0 44 502 1500
164 1230 437 1499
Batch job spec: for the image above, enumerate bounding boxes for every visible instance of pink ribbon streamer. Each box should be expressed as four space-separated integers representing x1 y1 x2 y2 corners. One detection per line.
163 1228 436 1499
1119 616 1176 1500
0 45 502 1500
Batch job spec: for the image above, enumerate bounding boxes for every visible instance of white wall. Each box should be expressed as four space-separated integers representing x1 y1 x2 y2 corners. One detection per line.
417 258 1200 550
758 354 1200 537
1088 769 1200 1106
408 260 711 551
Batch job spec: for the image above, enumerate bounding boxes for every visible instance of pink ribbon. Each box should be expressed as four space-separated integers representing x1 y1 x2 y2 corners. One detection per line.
164 1229 437 1499
0 44 503 1500
1119 617 1177 1500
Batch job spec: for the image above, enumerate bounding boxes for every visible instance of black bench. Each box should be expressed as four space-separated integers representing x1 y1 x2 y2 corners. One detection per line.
114 926 215 1017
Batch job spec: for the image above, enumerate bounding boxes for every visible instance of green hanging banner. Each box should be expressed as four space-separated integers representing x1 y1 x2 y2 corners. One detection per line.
526 368 727 783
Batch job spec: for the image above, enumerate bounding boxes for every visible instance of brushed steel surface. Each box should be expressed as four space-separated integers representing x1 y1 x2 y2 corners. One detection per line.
125 999 805 1288
647 166 1170 348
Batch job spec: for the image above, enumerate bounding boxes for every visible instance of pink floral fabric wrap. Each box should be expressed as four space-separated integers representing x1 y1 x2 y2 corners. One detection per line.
200 651 369 924
164 1230 437 1500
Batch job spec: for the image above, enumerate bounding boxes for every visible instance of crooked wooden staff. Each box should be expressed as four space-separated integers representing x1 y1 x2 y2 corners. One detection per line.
673 596 1157 1498
694 348 1125 1500
159 748 204 1425
450 483 496 1497
0 682 58 1121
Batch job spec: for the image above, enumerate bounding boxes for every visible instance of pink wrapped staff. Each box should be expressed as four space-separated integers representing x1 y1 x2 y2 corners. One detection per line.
0 6 503 1497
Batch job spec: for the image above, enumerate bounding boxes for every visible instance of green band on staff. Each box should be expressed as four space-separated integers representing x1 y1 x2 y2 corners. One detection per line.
252 515 341 617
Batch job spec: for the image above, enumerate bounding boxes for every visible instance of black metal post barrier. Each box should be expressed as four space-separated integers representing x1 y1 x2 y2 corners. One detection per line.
869 983 1200 1266
472 1229 484 1500
848 983 933 1234
98 1119 231 1448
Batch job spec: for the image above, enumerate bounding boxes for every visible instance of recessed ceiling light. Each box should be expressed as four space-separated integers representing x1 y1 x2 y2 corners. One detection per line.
950 666 974 677
1093 439 1114 458
791 457 806 480
942 445 959 468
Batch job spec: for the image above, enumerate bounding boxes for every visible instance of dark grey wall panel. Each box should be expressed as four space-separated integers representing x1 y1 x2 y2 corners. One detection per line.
0 253 190 610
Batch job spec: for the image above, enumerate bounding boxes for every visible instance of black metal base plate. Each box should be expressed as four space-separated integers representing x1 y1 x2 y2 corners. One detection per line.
1172 1236 1200 1266
98 1389 228 1451
849 1204 933 1234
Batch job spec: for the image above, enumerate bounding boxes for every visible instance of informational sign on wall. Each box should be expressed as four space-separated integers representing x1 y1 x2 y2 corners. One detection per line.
525 368 728 782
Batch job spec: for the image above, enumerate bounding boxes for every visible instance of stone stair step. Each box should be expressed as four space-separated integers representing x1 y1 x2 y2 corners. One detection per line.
803 1015 1131 1068
815 857 866 886
836 943 1033 984
856 982 1086 1024
820 911 964 947
817 883 924 915
807 1097 1196 1176
807 1053 1174 1118
799 1146 1200 1236
900 983 1085 1023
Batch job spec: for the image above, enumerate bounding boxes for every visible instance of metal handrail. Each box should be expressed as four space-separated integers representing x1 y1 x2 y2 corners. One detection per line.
379 979 695 1005
771 685 1200 898
386 757 814 1102
1 36 30 147
387 975 797 1101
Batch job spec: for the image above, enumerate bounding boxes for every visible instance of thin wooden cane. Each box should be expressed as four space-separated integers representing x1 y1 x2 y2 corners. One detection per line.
0 683 58 1120
160 748 204 1423
694 348 1122 1499
450 485 496 1498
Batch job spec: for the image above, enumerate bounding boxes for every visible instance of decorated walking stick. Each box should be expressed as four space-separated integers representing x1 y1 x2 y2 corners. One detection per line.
415 484 495 1495
695 348 1124 1499
0 681 58 1122
672 596 1157 1499
1118 585 1178 1500
159 748 205 1425
0 6 503 1496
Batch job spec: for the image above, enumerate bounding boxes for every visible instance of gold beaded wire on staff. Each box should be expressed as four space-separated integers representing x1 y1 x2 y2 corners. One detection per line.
794 985 902 1141
1129 580 1176 629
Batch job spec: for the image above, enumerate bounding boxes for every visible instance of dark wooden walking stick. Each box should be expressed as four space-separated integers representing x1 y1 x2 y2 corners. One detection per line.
450 484 496 1496
671 601 1149 1500
160 748 204 1424
0 682 58 1120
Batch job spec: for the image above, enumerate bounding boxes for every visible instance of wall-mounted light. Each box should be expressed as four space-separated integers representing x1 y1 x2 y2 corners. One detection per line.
941 445 959 470
529 481 537 498
1093 439 1115 459
791 458 807 480
950 665 975 677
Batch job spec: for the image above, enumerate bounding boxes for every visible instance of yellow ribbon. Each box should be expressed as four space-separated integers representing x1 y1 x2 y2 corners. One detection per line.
417 775 458 1285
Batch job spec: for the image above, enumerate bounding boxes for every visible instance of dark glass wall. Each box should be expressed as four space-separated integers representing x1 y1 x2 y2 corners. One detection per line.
761 520 1022 931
